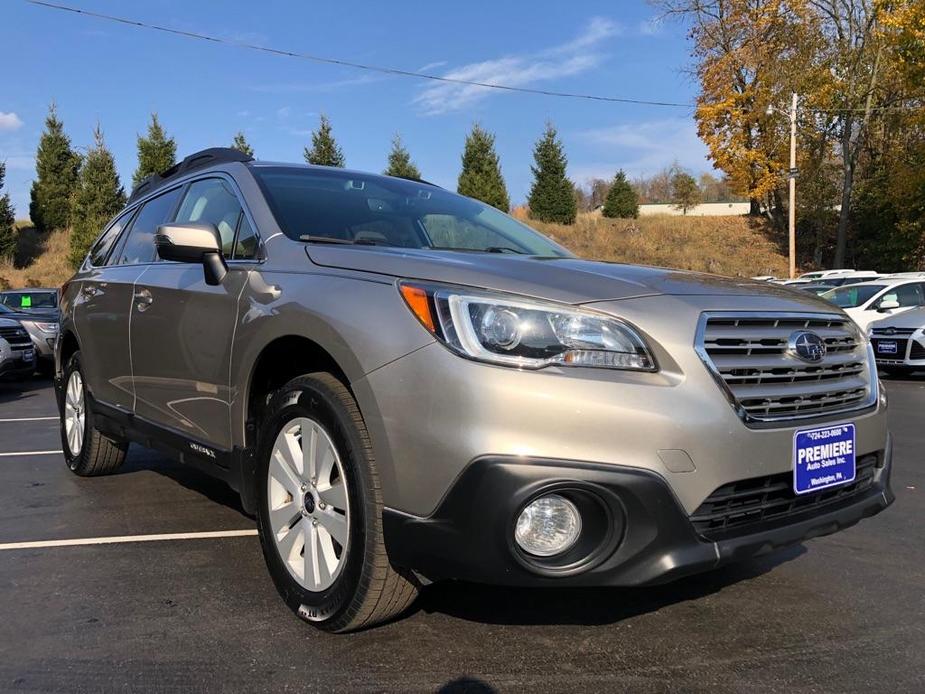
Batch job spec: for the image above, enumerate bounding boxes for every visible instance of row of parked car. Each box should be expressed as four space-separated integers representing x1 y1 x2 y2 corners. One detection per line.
753 269 925 375
0 288 59 379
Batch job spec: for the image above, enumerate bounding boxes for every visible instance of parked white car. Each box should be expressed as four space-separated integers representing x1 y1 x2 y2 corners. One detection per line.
822 278 925 330
798 269 878 282
868 306 925 375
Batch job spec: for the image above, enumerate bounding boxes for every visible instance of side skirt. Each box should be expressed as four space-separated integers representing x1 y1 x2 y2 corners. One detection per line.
92 399 256 514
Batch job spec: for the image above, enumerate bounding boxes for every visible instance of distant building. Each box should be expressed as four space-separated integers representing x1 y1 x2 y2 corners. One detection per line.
638 202 752 217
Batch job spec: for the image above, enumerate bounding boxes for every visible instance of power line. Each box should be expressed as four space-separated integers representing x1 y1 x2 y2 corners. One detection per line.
24 1 924 116
25 0 694 108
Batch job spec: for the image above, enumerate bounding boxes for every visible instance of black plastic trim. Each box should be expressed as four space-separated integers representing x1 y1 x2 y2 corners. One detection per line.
383 453 893 587
128 148 253 204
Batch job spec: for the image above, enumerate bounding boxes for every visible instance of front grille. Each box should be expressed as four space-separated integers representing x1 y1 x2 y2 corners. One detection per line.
871 327 916 336
0 326 31 349
911 341 925 360
697 313 873 422
691 453 880 540
871 338 909 360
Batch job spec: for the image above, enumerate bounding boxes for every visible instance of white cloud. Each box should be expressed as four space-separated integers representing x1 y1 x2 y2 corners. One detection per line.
638 17 664 36
0 112 24 131
276 106 292 119
416 61 447 73
572 118 710 181
414 17 621 115
252 73 385 94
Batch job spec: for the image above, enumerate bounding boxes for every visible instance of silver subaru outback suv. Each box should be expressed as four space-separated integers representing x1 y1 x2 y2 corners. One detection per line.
56 148 893 632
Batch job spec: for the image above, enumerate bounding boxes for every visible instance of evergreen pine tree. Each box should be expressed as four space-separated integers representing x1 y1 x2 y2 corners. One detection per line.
70 125 126 268
457 124 509 211
29 103 81 233
303 115 345 167
133 113 177 188
231 131 254 157
670 170 701 214
0 162 16 262
383 134 421 180
527 123 576 224
602 170 639 219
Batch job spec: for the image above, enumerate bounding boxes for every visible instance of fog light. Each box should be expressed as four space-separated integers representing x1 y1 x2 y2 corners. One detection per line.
514 494 581 557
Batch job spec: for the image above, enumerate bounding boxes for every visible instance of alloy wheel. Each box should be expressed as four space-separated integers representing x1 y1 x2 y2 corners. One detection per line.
64 371 86 457
267 417 350 591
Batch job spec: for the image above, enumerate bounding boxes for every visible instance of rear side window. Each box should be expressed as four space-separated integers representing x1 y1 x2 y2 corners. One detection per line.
174 178 245 258
116 188 182 265
878 283 925 308
88 208 135 267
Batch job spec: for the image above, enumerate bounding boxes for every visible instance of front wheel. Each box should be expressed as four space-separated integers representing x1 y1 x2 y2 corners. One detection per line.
255 372 419 632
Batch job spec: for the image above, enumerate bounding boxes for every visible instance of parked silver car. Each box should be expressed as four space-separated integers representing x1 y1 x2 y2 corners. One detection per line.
56 149 893 632
0 317 36 379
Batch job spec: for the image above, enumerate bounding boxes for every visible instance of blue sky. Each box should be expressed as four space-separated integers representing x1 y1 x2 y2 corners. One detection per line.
1 0 708 218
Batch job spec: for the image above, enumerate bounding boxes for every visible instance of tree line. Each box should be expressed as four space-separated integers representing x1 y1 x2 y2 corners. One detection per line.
657 0 924 271
11 106 660 269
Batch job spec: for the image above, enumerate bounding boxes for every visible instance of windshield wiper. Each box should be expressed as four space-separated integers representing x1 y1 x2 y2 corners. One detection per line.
299 235 383 246
484 246 526 254
300 235 354 244
428 245 528 254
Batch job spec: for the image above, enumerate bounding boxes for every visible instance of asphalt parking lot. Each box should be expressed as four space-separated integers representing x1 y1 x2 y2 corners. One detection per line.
0 376 922 693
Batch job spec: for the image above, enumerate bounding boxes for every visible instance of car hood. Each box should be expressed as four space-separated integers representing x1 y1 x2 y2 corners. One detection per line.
306 245 827 306
0 309 57 323
869 306 925 330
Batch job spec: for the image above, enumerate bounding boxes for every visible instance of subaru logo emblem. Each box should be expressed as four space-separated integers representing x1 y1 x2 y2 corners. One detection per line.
788 331 827 363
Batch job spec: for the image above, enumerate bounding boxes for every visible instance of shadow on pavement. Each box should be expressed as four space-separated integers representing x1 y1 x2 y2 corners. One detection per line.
415 544 805 627
117 447 251 518
438 677 498 693
0 375 54 406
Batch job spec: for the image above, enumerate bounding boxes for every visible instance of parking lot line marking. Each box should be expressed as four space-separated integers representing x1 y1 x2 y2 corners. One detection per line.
0 529 259 551
0 450 63 457
0 416 59 422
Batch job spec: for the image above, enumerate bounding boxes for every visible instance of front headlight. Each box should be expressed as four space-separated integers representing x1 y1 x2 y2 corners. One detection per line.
30 321 58 335
399 281 656 371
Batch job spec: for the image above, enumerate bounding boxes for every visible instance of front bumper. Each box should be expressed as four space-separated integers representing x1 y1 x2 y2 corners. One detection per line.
871 333 925 370
384 444 893 587
0 350 37 378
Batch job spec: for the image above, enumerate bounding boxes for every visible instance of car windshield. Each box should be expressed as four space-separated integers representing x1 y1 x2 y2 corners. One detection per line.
0 291 57 310
821 284 885 308
252 167 572 257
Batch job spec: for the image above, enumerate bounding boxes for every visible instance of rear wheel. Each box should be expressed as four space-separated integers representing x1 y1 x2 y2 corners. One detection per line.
255 372 419 632
61 352 128 476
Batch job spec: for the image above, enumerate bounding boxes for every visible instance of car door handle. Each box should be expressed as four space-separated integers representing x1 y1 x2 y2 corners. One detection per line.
134 288 154 312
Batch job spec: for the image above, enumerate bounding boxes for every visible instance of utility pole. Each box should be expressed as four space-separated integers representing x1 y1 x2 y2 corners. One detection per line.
788 92 798 279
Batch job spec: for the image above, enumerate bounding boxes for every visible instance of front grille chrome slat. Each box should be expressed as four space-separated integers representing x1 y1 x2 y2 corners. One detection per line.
696 312 875 423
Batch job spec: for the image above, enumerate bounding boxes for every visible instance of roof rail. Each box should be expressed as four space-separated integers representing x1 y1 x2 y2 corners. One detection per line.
128 147 254 203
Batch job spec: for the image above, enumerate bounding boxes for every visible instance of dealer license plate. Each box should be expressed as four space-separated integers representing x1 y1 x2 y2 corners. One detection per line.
876 340 898 354
793 423 856 495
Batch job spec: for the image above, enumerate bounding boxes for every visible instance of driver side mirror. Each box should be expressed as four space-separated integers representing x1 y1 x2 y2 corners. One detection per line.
877 299 900 312
155 223 227 286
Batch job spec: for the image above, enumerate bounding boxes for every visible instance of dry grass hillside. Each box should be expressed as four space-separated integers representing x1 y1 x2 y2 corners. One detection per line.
522 212 790 278
1 213 791 290
0 224 73 290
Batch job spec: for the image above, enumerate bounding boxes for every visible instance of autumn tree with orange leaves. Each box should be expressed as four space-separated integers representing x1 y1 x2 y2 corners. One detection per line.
659 0 924 270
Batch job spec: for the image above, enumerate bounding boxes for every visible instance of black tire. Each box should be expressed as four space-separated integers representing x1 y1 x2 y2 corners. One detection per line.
255 372 419 632
60 351 128 476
